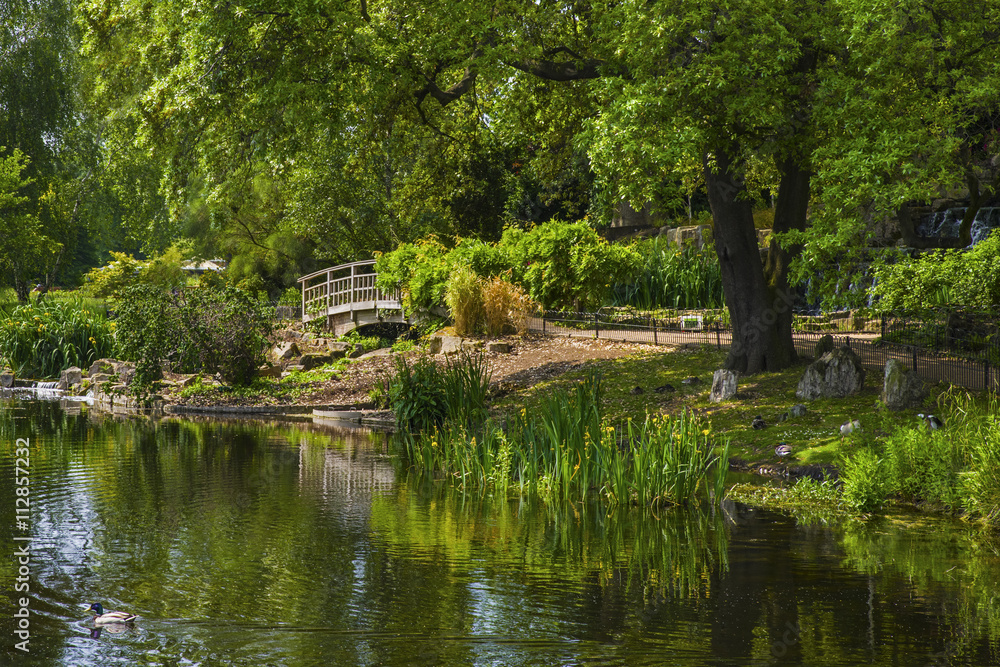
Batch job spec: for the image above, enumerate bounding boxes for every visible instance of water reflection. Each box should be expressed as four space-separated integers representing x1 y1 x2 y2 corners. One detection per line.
0 400 998 665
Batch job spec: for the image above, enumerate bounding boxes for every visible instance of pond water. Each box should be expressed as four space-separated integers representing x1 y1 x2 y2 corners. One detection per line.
2 400 999 666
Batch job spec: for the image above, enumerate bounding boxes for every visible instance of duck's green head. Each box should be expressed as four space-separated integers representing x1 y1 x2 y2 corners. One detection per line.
88 603 104 615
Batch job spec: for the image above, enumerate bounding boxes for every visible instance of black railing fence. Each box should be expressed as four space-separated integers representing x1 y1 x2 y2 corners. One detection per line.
526 309 1000 393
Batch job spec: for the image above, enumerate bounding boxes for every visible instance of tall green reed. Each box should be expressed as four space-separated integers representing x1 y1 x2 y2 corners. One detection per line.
611 239 724 310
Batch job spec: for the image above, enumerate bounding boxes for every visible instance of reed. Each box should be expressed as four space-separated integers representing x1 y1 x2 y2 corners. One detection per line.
398 369 731 507
612 239 724 310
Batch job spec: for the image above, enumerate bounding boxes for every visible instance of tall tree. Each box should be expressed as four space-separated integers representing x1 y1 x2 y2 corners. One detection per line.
78 0 1000 372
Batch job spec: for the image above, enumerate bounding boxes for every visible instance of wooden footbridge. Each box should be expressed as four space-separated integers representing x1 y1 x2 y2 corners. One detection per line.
298 260 407 336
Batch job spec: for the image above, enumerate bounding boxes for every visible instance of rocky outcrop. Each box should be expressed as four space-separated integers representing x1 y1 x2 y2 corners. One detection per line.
882 359 927 410
814 334 835 358
709 369 738 402
56 366 83 391
796 347 866 400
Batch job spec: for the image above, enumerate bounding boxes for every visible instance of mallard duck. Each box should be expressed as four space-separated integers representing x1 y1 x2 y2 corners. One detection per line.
774 442 792 457
751 414 766 430
918 413 944 430
87 603 136 625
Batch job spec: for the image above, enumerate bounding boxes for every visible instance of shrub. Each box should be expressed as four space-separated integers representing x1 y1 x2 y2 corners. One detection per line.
503 221 639 311
374 237 452 313
114 284 273 391
882 425 965 510
963 422 1000 523
0 298 114 378
869 230 1000 313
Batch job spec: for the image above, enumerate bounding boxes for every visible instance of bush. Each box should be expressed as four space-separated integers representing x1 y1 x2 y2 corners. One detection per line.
0 298 114 378
869 230 1000 313
883 425 965 510
114 284 273 391
503 221 639 311
481 275 536 337
82 242 192 299
387 356 447 433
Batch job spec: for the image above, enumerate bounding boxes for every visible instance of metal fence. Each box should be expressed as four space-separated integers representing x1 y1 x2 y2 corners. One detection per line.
527 309 1000 393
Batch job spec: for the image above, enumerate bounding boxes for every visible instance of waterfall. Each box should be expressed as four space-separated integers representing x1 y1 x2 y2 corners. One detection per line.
916 206 1000 246
35 381 60 391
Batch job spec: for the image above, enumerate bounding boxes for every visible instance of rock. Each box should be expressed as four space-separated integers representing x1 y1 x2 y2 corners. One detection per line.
299 353 332 371
796 347 866 400
0 371 13 388
653 384 675 393
359 348 393 359
90 373 112 386
487 341 511 354
630 386 645 395
436 336 464 355
272 341 300 361
327 341 352 355
814 334 835 358
89 358 117 376
56 366 83 391
882 359 927 410
347 344 366 359
709 369 738 402
115 362 136 386
790 404 807 417
257 365 283 379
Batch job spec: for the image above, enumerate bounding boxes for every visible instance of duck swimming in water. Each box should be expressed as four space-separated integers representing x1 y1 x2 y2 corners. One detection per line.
86 603 136 625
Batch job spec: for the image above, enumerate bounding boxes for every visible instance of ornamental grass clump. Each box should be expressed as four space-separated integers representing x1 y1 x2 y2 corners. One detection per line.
611 239 724 310
0 298 114 378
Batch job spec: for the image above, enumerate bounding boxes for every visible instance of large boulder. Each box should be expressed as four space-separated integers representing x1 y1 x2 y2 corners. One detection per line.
709 369 738 403
796 347 866 400
882 359 927 410
1 370 14 388
89 358 118 376
299 353 332 371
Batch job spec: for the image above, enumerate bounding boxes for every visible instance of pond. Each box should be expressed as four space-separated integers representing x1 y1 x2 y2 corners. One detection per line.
2 399 999 666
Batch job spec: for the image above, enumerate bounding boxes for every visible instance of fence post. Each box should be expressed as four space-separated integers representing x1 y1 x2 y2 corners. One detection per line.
652 316 657 345
594 312 599 339
985 359 990 392
912 346 918 371
881 315 886 338
845 335 850 352
716 324 721 350
542 313 546 334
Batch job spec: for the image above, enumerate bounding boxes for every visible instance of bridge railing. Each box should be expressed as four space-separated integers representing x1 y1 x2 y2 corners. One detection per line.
298 260 401 323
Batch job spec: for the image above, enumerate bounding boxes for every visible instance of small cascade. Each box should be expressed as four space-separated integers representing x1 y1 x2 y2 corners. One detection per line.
970 207 1000 245
35 381 61 391
916 206 1000 246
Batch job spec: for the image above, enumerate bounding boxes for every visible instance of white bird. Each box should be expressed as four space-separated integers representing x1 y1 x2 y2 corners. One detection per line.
918 413 944 430
840 419 861 439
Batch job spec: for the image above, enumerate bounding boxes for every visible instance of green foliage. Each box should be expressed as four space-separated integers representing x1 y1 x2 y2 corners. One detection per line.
840 448 892 513
400 369 729 507
277 287 301 306
0 298 113 378
611 239 724 310
869 231 1000 313
82 242 191 299
374 237 452 313
114 284 273 391
387 356 447 433
503 221 639 311
882 426 966 510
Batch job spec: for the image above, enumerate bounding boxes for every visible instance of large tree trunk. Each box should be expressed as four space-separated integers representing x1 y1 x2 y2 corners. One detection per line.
705 148 797 374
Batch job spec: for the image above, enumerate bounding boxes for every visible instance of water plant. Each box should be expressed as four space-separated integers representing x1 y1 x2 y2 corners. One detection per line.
0 298 114 378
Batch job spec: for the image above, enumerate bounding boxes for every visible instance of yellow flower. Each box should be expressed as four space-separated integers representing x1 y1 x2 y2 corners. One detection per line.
701 429 710 436
89 337 96 344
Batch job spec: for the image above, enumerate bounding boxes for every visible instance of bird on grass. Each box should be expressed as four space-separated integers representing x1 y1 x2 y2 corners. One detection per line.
918 414 944 430
86 603 136 625
774 442 793 457
840 419 861 440
752 415 766 430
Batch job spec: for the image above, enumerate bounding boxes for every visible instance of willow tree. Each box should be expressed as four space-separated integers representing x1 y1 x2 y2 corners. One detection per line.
78 0 1000 372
